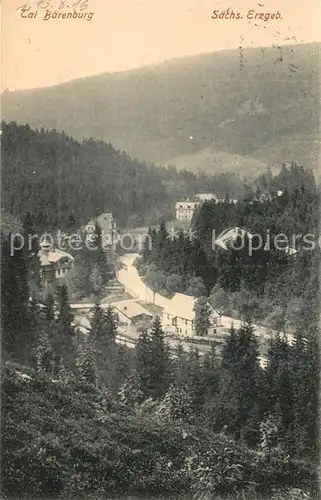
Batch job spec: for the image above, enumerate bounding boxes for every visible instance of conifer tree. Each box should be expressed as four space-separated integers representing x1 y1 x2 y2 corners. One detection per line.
194 296 211 336
142 228 153 262
264 333 294 449
105 305 118 344
135 329 152 400
36 327 55 375
92 223 108 284
27 296 45 361
149 316 171 399
44 292 55 322
155 220 169 267
172 342 189 387
54 284 75 369
217 323 263 443
76 338 98 390
186 346 204 410
22 212 41 292
289 331 319 458
55 284 73 333
114 343 133 389
201 345 220 401
90 304 109 340
1 234 30 359
89 304 117 386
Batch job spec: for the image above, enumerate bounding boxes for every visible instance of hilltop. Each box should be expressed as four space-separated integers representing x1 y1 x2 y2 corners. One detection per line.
2 43 319 176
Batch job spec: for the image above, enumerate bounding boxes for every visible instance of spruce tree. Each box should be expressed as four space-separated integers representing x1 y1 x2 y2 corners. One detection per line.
105 305 118 344
172 341 189 387
54 284 75 369
264 333 294 450
92 223 108 284
114 343 133 389
217 323 263 443
90 304 117 387
186 346 204 411
194 296 211 336
36 327 55 375
149 316 171 399
1 234 30 360
201 345 220 401
44 292 55 322
76 338 98 390
135 328 153 400
289 330 319 458
142 228 153 262
90 304 109 340
22 212 41 293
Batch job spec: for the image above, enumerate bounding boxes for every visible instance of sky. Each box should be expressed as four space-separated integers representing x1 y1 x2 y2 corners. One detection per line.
2 0 320 91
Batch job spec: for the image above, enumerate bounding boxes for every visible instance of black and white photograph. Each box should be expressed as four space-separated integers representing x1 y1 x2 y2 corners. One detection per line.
1 1 320 499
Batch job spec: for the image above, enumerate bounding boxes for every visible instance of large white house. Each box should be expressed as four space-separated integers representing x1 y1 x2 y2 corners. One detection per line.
175 200 200 221
162 293 221 336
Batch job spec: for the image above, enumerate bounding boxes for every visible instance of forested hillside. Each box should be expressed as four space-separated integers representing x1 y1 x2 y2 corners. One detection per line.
2 43 319 176
1 121 245 231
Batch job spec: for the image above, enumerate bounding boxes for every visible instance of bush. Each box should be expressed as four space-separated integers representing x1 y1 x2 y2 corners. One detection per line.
2 365 317 499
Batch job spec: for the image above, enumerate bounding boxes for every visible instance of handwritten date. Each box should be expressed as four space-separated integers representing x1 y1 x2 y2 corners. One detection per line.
17 0 89 11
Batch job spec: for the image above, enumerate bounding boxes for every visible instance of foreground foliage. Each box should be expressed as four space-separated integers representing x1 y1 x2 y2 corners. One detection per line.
2 364 318 500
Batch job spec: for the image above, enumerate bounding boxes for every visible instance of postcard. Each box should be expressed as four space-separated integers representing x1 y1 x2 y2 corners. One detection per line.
1 1 320 499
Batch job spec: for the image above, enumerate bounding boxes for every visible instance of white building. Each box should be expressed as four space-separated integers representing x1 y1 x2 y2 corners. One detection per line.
38 239 74 286
175 200 200 221
111 300 153 326
215 226 298 256
195 193 217 202
162 293 221 337
83 212 117 250
214 227 250 251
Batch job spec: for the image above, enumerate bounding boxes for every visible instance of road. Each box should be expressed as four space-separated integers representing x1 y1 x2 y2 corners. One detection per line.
118 253 172 309
118 253 241 329
71 253 279 365
117 253 280 362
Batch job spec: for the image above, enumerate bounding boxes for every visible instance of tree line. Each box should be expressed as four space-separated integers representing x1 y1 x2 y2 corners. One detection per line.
2 121 246 233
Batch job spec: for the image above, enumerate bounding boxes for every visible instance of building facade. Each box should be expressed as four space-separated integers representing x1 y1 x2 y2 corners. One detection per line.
38 239 74 287
162 293 221 336
112 300 153 326
175 200 200 221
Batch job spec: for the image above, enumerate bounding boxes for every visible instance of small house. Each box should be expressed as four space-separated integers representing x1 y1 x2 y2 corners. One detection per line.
111 300 153 326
